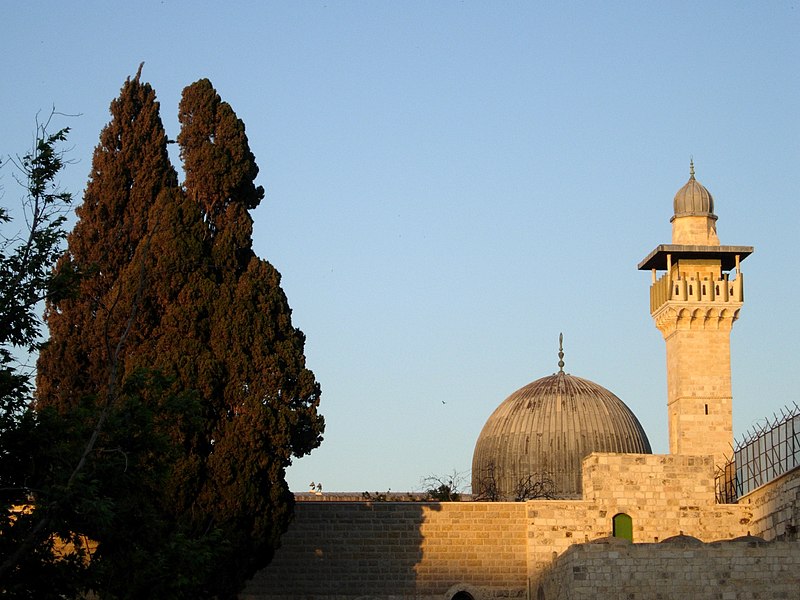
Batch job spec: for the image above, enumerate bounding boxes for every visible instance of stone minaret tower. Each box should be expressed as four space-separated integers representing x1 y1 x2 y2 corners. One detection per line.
638 163 753 467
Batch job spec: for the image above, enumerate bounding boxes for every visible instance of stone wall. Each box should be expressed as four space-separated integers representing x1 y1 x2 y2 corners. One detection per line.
582 453 718 505
527 453 752 578
738 465 800 541
242 501 528 600
243 456 800 599
534 537 800 600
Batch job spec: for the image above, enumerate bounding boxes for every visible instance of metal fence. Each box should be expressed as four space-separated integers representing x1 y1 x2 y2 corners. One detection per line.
716 403 800 504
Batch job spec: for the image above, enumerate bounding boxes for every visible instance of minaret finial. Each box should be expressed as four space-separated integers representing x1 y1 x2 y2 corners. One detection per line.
557 333 565 373
689 157 695 179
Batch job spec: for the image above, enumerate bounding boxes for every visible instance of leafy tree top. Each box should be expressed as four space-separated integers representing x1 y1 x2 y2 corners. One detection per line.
178 78 264 235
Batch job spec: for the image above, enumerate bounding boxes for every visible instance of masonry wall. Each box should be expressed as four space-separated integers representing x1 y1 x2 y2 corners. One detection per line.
527 453 752 580
535 537 800 600
245 454 758 599
737 465 800 541
242 501 528 600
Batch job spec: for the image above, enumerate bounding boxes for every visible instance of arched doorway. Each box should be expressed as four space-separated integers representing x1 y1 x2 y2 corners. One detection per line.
451 593 475 600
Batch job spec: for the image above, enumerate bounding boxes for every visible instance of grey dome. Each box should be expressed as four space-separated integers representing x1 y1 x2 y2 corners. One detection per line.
471 371 651 500
671 162 716 221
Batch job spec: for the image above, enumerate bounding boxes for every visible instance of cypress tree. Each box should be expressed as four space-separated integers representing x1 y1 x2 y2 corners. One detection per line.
35 74 324 598
177 79 324 595
31 72 217 598
37 66 178 411
33 72 216 597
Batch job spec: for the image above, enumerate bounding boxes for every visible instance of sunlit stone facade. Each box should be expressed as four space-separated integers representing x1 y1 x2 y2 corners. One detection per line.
243 167 799 600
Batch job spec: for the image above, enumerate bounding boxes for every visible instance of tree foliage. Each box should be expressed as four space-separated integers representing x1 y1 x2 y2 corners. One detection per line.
0 115 94 598
32 73 324 598
37 68 178 412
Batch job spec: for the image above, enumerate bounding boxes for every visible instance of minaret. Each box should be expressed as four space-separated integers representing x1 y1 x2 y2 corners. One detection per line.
638 162 753 467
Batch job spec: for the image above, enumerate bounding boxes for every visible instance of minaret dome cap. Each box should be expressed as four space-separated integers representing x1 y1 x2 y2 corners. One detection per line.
671 160 717 222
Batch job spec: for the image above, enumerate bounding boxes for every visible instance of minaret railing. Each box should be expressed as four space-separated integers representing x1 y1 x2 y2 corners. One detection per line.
649 271 744 314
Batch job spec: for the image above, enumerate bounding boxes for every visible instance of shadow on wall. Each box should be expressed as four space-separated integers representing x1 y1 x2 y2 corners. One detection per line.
242 501 437 599
243 499 531 599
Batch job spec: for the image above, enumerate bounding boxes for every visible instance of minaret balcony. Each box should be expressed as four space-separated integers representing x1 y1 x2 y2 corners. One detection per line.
649 272 743 314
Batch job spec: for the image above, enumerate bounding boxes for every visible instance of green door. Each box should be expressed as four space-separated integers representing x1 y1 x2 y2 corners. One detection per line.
612 513 633 541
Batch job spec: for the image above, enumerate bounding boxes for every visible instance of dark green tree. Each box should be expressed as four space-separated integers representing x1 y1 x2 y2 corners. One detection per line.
32 73 218 599
35 74 324 599
176 79 323 596
0 116 92 598
37 66 178 412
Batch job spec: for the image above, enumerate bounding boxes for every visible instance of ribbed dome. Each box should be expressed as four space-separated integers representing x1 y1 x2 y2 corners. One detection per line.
471 371 651 500
672 162 716 221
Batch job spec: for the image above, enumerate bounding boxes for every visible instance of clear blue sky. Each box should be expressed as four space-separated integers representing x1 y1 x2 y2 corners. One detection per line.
3 2 799 492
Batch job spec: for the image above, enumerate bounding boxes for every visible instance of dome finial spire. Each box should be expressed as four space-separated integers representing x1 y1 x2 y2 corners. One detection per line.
558 332 565 373
689 156 695 179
